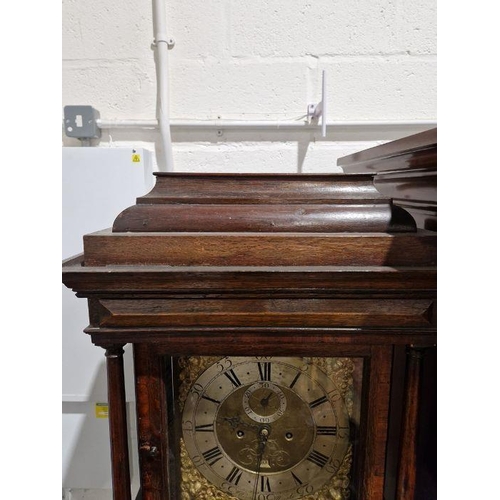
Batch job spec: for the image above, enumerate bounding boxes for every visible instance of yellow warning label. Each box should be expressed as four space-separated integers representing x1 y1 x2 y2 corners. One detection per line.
95 403 109 419
132 153 141 163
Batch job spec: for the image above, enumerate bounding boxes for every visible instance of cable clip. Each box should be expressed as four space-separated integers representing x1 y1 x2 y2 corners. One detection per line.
151 36 175 49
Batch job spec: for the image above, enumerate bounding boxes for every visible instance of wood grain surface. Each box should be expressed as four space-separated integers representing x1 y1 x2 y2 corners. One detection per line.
83 230 436 267
96 297 434 328
104 346 132 500
338 127 437 231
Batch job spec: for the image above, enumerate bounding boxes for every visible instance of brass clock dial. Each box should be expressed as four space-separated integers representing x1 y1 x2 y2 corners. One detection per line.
181 357 352 499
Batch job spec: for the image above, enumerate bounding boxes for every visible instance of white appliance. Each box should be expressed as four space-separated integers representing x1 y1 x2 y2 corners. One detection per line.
62 147 153 492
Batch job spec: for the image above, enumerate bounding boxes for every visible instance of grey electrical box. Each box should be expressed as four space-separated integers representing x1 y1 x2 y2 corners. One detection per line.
64 105 101 140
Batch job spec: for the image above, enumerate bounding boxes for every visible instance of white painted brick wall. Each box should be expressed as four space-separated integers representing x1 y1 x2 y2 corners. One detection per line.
62 0 436 171
169 59 309 118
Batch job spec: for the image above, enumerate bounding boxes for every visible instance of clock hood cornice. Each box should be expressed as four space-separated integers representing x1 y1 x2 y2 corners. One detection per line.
111 172 416 234
70 172 434 268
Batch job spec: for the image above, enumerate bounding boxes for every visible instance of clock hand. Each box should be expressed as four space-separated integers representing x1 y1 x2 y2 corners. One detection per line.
260 391 273 408
251 426 270 500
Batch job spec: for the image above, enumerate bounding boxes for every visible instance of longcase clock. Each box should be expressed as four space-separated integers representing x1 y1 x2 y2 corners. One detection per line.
62 129 437 500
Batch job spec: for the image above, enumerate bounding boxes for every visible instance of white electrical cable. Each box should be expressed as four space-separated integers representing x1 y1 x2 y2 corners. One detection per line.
152 0 174 171
96 119 436 131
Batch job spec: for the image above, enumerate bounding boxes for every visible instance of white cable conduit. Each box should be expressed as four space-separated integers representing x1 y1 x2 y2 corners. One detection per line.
96 119 436 131
152 0 174 171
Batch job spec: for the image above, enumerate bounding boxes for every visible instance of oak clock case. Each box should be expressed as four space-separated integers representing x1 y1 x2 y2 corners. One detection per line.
175 355 363 500
62 159 437 500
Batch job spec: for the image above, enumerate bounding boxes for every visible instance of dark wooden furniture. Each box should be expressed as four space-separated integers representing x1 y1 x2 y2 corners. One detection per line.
338 128 437 499
338 127 437 232
62 129 436 500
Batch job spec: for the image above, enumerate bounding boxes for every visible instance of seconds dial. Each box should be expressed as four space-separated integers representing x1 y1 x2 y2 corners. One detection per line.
242 382 287 423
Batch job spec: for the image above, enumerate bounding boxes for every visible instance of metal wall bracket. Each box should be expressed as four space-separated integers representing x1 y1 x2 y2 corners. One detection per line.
64 105 101 141
307 70 327 137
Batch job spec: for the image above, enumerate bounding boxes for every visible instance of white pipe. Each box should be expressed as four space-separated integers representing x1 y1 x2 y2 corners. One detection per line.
96 119 436 131
321 71 327 138
152 0 174 171
97 119 159 128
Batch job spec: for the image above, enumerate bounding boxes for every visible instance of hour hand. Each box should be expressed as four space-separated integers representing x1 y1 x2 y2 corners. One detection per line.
257 426 270 454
